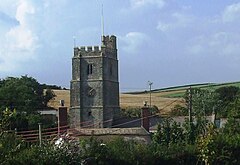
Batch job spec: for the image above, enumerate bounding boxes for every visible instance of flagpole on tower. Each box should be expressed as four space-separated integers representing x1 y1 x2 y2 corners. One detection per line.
101 4 105 46
101 4 104 37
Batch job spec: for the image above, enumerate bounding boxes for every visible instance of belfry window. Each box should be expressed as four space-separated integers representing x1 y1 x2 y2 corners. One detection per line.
88 111 92 117
87 64 93 75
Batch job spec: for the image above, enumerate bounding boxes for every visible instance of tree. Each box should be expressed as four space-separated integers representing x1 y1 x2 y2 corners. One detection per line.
185 88 219 117
215 86 239 103
1 108 31 131
0 76 42 113
215 86 240 118
170 104 188 116
0 75 55 113
197 124 217 165
0 76 55 130
153 117 184 146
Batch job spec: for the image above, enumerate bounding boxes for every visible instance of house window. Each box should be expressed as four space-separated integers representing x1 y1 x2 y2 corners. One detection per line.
87 64 93 75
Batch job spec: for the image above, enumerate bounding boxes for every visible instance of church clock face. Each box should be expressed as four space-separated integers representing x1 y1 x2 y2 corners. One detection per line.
87 87 96 97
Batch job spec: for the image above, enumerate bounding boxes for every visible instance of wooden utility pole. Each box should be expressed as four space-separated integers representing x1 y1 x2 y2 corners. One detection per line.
38 123 42 147
188 86 193 123
188 86 194 143
148 81 153 108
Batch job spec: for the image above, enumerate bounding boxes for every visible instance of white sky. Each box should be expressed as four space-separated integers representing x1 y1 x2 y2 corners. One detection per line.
1 0 240 91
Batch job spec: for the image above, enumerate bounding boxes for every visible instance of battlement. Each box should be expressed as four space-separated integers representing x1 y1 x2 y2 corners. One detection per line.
102 35 116 42
102 35 116 49
75 46 101 52
73 35 117 58
73 46 102 57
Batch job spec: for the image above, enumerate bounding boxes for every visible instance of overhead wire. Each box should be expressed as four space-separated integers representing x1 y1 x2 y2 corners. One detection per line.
14 98 179 142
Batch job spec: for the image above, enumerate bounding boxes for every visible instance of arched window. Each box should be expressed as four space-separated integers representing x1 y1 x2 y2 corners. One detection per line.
87 64 93 75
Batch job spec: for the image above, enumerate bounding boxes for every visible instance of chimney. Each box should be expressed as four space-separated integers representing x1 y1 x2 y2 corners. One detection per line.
58 100 67 127
141 106 150 132
58 107 68 127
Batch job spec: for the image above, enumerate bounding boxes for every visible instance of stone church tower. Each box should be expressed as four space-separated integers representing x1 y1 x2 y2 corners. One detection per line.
70 35 120 128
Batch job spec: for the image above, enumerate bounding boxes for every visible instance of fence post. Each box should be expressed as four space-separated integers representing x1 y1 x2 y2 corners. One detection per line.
38 123 42 147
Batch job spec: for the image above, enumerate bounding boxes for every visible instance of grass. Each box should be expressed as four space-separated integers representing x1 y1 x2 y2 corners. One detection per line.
160 91 186 98
157 81 240 98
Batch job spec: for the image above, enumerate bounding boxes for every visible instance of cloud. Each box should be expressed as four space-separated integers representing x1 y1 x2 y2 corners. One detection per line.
156 22 171 32
119 32 148 54
187 44 204 55
172 12 193 25
222 2 240 23
130 0 165 9
0 11 19 27
6 0 36 51
0 0 38 72
186 32 240 59
0 0 18 17
157 12 194 32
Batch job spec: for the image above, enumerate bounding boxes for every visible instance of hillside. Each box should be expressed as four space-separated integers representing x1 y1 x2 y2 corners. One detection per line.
47 89 184 115
47 81 240 115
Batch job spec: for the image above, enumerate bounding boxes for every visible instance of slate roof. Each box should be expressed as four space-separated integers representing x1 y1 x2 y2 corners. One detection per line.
73 127 150 136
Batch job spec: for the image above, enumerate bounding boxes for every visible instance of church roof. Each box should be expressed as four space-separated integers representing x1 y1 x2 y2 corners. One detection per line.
72 127 149 136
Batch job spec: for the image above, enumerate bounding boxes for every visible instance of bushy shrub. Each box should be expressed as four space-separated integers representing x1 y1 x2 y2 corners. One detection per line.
197 121 240 165
150 143 198 165
2 142 82 165
120 106 142 118
170 104 188 116
120 105 159 118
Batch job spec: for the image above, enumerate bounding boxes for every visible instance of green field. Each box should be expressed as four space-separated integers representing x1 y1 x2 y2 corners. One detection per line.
126 81 240 98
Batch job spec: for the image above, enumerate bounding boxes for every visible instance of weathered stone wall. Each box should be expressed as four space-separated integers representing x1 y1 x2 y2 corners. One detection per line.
70 35 120 128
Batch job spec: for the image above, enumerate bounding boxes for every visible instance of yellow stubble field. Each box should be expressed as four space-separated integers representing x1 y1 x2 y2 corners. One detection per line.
48 89 185 115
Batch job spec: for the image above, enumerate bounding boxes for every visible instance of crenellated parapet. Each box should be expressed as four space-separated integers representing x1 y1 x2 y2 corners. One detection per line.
102 35 116 50
101 35 117 59
73 46 101 57
73 35 117 59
